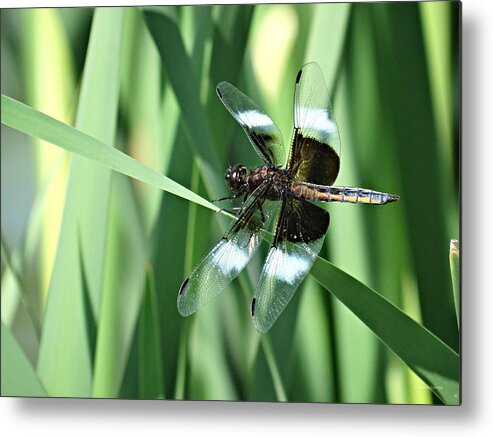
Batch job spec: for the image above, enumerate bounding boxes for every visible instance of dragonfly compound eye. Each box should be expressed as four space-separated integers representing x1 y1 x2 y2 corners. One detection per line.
225 164 246 191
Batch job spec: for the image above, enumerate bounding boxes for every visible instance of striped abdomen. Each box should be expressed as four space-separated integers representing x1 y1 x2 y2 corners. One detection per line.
291 181 399 205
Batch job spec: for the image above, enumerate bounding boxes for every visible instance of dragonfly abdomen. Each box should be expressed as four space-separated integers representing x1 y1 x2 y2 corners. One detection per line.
291 182 399 205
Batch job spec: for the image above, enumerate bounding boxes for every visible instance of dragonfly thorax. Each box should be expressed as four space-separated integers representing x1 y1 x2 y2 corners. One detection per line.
244 165 293 200
225 163 280 194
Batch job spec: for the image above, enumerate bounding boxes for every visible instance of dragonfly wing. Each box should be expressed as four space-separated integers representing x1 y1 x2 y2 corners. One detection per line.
288 62 341 185
178 184 277 316
251 198 329 333
217 81 286 167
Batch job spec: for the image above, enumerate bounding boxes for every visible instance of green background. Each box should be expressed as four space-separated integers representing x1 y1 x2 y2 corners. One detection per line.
1 1 460 404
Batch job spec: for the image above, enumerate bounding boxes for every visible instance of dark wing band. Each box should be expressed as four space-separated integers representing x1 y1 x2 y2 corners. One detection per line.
217 81 286 167
251 198 329 333
177 183 277 316
287 63 341 186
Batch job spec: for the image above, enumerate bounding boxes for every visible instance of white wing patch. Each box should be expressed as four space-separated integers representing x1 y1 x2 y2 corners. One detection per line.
264 246 311 285
238 110 274 128
298 107 337 138
211 236 256 276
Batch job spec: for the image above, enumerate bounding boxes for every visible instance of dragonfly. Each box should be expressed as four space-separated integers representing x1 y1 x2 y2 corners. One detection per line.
177 62 399 333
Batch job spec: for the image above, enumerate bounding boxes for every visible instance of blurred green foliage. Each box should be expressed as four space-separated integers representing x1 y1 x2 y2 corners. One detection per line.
1 2 460 404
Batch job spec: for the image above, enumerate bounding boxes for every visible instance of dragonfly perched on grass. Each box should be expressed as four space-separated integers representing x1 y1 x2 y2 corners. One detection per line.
178 62 399 333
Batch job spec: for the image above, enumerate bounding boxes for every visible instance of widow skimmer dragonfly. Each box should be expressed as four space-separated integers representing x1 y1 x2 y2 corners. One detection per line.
178 62 399 333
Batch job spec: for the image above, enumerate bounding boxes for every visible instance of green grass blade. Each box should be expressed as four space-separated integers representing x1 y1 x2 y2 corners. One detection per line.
177 166 206 399
188 305 238 400
420 1 458 228
35 7 124 397
1 95 216 214
372 3 458 352
305 2 351 86
184 174 237 401
0 155 70 365
21 8 73 306
329 5 393 403
305 3 379 404
310 258 460 405
206 5 254 158
261 335 288 402
143 8 225 198
92 175 147 397
92 178 149 401
152 136 196 399
1 322 46 397
1 151 68 340
181 5 257 401
184 165 238 403
1 236 41 369
289 277 335 402
1 239 40 337
449 240 460 328
119 8 167 236
137 263 165 399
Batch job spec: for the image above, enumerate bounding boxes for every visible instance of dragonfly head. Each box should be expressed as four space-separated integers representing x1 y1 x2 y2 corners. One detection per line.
225 164 247 192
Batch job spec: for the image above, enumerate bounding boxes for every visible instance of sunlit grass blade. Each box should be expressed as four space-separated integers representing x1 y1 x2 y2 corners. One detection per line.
332 4 402 403
92 9 162 398
305 2 351 86
35 7 124 397
372 3 458 353
449 239 460 328
1 155 69 364
249 4 302 141
92 175 147 397
1 95 216 214
120 8 167 236
420 1 459 237
310 257 459 405
1 322 46 397
143 7 224 198
21 8 73 306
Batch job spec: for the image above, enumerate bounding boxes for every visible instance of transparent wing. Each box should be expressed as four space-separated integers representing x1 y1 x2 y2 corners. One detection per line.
217 81 286 167
287 62 341 186
251 198 329 333
178 184 278 317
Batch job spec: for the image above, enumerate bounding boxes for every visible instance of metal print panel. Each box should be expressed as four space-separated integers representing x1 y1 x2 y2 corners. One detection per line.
1 1 460 405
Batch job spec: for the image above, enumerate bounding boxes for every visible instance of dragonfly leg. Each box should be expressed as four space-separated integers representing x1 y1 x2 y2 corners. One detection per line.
216 206 243 217
211 192 243 203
